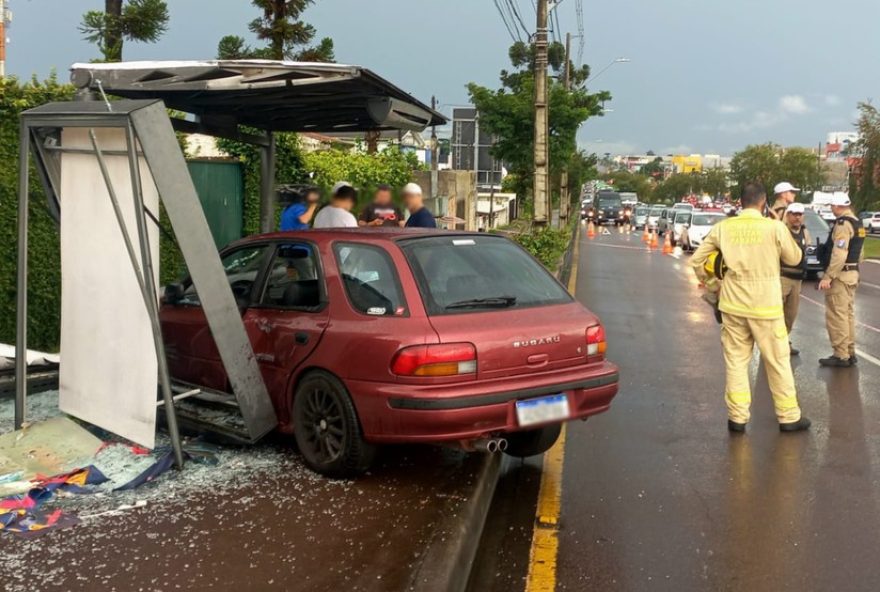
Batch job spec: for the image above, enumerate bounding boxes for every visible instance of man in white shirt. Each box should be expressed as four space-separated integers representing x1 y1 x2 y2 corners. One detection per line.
313 182 358 228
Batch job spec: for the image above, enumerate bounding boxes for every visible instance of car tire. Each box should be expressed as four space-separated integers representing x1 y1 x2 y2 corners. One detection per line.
503 424 562 458
292 370 376 477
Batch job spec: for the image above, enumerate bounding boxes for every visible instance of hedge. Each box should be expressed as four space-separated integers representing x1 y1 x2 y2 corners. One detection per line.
0 76 75 351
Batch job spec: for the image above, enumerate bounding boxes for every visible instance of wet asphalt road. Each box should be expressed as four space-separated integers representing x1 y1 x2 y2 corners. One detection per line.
474 227 880 592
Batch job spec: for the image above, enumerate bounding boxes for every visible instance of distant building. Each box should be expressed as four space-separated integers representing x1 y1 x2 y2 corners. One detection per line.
825 131 860 161
671 154 703 174
451 108 503 190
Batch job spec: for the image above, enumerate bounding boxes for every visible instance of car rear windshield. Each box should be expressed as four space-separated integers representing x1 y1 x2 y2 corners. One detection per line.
400 235 572 315
691 214 724 226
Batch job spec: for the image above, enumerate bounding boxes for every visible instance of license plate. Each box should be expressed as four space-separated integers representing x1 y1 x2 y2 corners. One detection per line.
807 256 819 265
515 394 570 427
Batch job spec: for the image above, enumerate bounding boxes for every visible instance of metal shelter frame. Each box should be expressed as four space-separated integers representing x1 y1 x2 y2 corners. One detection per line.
68 60 447 233
16 100 277 468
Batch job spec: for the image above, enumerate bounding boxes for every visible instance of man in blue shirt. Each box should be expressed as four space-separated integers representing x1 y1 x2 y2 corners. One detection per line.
280 187 321 231
403 183 437 229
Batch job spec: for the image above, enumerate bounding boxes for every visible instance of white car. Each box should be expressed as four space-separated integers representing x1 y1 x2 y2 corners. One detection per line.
672 211 692 245
647 204 665 230
681 212 727 251
818 206 836 223
865 212 880 233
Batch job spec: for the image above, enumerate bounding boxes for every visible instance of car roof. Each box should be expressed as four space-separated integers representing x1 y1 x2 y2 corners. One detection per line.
224 228 494 249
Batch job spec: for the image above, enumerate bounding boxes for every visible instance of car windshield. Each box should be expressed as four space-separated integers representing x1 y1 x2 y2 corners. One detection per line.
636 207 648 215
691 214 725 226
400 235 572 315
649 206 664 215
804 210 830 237
674 213 691 223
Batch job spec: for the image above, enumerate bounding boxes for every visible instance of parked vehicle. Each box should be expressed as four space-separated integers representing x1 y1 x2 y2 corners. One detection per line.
632 205 649 229
817 206 835 223
863 212 880 233
680 212 726 251
160 230 620 476
647 204 665 230
803 209 831 278
657 208 675 236
671 211 692 246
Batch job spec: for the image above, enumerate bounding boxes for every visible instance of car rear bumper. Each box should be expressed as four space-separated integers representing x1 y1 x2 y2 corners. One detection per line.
347 361 619 443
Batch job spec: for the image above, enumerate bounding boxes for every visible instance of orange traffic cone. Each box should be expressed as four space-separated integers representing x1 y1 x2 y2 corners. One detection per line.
642 226 650 243
649 230 659 250
662 231 673 254
587 221 596 239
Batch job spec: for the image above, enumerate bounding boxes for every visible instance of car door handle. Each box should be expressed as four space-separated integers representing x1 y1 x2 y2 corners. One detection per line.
295 332 309 345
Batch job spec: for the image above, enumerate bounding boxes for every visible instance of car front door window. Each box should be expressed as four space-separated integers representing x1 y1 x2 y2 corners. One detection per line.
180 246 269 306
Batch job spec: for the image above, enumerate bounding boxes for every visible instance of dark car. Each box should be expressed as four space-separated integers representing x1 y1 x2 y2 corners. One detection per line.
802 209 831 278
587 191 627 226
160 229 619 476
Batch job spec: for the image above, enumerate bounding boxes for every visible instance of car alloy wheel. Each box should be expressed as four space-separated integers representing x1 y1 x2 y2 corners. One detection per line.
293 370 376 477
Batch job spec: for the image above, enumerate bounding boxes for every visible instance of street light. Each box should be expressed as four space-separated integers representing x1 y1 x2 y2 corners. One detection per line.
587 57 631 84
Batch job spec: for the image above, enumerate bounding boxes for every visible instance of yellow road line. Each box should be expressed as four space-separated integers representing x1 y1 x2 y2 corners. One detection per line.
524 225 580 592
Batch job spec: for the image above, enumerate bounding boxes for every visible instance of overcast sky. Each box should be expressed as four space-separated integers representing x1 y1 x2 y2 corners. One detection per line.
5 0 875 155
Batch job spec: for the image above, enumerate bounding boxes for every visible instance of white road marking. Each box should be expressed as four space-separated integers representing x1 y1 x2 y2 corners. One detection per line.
799 293 880 368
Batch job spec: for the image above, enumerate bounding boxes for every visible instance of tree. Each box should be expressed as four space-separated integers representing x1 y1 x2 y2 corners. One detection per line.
640 157 665 178
653 173 699 204
217 0 334 62
729 143 824 197
80 0 169 62
605 170 652 199
849 102 880 212
467 41 611 201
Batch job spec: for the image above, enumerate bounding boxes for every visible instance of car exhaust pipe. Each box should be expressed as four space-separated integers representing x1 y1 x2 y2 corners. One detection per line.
469 438 504 453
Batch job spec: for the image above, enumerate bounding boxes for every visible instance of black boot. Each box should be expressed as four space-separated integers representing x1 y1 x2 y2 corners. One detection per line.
850 355 858 365
789 343 800 356
819 355 853 367
728 420 746 433
779 417 811 432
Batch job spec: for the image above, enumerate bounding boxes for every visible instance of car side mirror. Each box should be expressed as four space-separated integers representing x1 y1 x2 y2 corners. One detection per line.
164 283 184 305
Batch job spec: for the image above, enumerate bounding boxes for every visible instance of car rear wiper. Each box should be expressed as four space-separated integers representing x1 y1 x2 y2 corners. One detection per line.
445 296 517 310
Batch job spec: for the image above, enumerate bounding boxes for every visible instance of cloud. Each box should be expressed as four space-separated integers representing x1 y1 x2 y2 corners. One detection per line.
661 144 693 155
779 95 811 115
825 94 841 107
710 95 813 134
578 140 638 155
711 102 744 115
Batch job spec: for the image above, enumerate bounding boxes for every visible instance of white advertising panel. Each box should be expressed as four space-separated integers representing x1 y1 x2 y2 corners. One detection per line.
58 128 159 448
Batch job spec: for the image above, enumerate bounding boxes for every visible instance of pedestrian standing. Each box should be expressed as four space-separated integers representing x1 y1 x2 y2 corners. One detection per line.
780 202 811 355
279 186 320 231
358 184 405 228
313 182 359 228
768 182 799 220
402 183 437 229
817 194 866 367
692 182 810 433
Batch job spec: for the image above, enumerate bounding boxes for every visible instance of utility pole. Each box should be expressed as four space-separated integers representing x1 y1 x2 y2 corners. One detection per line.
558 32 572 228
0 0 8 78
532 0 550 227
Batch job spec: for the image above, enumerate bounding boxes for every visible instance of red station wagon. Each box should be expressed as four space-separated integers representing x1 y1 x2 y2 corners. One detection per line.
160 229 619 476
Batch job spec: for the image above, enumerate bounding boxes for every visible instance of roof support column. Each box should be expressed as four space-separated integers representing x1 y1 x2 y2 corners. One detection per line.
259 132 277 233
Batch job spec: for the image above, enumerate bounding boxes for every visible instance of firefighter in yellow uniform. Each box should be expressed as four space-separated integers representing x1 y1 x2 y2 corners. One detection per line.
768 182 799 220
779 202 811 355
692 182 810 432
818 194 865 367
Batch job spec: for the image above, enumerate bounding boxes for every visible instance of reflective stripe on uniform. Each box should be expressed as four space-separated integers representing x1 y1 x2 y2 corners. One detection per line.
726 391 751 405
774 394 800 411
719 300 784 319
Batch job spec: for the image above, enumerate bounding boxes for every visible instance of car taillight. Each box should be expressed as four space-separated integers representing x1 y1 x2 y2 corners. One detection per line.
586 324 607 359
391 343 477 377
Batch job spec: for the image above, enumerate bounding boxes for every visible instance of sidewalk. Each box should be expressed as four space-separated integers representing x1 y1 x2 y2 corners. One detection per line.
1 393 501 592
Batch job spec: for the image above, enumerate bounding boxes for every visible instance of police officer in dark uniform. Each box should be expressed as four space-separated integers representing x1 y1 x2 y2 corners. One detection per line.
818 194 866 367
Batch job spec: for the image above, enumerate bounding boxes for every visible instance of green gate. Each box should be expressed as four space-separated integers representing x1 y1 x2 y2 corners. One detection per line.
187 160 244 248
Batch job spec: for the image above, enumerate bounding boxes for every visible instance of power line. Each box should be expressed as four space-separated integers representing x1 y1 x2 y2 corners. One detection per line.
507 0 531 39
493 0 519 42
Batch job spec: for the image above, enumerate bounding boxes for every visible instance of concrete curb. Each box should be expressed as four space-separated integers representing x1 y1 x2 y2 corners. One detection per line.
407 227 580 592
408 453 510 592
